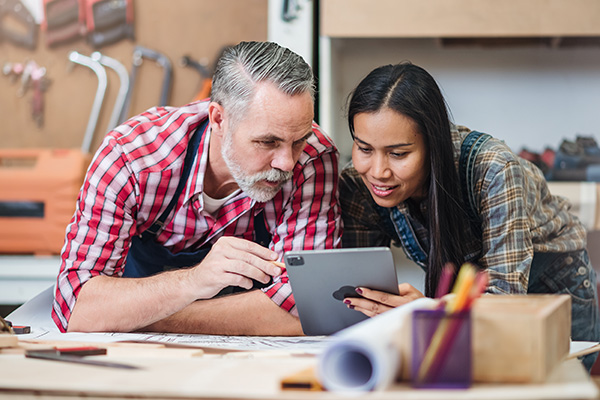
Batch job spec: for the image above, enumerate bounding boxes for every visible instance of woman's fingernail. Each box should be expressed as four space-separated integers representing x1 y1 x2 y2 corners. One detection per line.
348 305 355 310
343 299 351 304
355 288 363 295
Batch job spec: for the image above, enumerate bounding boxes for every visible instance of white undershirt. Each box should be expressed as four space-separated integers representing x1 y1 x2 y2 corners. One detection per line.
202 189 242 215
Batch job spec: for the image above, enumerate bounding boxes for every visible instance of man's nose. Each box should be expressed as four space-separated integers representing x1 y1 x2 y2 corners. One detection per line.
271 146 296 172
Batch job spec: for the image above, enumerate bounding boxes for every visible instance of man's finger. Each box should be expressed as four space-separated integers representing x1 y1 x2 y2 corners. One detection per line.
222 247 282 277
221 236 278 261
224 272 254 290
224 260 272 284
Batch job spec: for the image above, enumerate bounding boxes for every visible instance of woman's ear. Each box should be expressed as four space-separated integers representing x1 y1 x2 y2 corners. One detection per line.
208 101 226 137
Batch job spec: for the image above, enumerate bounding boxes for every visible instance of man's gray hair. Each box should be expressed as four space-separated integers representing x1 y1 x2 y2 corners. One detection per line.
211 41 315 125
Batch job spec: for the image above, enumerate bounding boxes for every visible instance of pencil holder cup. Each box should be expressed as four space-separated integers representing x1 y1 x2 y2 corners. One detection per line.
411 309 472 389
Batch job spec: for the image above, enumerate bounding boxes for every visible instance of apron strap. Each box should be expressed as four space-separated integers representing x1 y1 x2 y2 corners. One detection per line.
142 119 209 238
459 130 491 232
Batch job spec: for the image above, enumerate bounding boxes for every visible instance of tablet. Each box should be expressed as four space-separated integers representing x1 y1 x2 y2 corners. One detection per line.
284 247 400 336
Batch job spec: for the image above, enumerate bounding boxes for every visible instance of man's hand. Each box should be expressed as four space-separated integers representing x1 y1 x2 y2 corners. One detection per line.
189 237 283 299
343 283 424 317
68 236 284 333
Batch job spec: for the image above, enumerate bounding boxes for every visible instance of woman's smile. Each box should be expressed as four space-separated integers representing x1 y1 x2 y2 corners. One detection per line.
370 182 399 197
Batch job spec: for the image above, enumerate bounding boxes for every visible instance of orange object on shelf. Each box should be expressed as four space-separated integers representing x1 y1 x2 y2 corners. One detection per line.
0 149 89 255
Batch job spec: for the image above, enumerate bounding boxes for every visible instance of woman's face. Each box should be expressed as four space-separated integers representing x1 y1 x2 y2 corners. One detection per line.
352 109 429 208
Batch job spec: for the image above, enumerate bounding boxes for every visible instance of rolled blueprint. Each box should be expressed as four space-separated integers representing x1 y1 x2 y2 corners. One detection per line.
317 297 438 392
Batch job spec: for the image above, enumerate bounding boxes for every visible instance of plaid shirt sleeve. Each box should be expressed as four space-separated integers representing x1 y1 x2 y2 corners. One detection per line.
476 142 587 295
476 150 534 294
52 137 140 331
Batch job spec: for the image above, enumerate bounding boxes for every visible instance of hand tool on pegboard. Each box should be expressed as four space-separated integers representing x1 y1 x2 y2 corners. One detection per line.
179 55 211 102
0 0 38 49
15 59 35 97
118 45 172 124
84 0 133 48
68 51 107 153
30 64 51 128
2 60 24 83
0 52 107 255
42 0 85 47
91 51 129 131
2 59 51 127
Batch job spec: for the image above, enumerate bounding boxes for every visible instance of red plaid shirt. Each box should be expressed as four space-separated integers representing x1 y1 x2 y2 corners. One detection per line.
52 100 341 332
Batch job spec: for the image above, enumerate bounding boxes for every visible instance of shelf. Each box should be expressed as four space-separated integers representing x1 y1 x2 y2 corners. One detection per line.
321 0 600 38
0 255 59 305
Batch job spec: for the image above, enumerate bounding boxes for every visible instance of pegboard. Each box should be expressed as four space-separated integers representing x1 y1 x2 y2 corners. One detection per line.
0 0 267 153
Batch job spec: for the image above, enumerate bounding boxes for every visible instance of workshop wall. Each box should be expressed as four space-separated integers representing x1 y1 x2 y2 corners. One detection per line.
0 0 268 152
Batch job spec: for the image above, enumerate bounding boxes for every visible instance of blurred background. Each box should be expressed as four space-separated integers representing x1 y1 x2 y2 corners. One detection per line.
2 0 600 331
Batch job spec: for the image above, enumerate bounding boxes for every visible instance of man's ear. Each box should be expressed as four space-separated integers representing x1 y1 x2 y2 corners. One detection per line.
208 101 226 137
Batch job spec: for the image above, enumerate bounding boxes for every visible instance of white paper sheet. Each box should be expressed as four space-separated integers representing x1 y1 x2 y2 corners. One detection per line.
6 284 58 333
317 297 438 393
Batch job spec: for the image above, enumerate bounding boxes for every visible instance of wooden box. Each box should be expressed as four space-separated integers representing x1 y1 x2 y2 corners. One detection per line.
471 294 571 383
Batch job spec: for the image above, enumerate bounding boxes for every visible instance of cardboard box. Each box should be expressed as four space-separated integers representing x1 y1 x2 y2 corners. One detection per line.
472 294 571 383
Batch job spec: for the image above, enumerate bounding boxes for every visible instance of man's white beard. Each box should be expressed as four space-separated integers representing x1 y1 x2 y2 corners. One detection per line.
221 133 293 203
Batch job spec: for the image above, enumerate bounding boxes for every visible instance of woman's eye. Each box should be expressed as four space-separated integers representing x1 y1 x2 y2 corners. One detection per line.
390 152 407 158
358 146 372 154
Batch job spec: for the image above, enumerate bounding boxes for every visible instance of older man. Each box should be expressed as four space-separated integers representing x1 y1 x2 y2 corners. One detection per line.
53 41 341 335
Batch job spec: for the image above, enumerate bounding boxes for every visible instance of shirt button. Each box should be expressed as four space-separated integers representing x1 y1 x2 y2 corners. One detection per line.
565 256 574 265
583 280 591 288
578 266 587 275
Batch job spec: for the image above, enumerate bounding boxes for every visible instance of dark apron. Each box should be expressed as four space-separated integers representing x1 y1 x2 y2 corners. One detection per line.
122 119 271 294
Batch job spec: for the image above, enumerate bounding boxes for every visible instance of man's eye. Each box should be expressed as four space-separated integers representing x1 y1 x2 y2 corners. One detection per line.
293 139 307 147
259 140 277 147
358 146 372 154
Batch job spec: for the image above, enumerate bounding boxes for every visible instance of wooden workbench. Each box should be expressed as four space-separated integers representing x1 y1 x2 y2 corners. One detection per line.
0 349 597 399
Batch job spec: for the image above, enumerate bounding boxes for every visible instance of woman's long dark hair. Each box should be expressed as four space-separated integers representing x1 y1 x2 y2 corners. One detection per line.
347 62 469 297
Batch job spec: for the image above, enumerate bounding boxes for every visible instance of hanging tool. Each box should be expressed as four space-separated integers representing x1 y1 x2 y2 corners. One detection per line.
3 60 50 127
31 64 50 128
91 51 129 131
42 0 85 47
2 61 24 83
118 45 172 124
68 51 107 153
179 55 211 102
0 0 38 49
16 59 36 97
84 0 134 48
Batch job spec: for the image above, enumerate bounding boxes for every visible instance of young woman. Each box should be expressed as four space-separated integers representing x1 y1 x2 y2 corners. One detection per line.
339 62 600 370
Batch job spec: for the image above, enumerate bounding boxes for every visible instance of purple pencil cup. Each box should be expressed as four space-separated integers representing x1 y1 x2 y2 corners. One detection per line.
411 309 472 389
